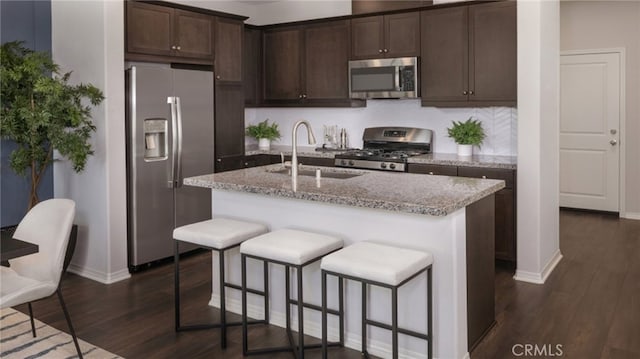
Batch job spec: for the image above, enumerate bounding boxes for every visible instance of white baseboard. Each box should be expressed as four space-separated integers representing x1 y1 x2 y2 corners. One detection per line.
514 250 563 284
67 264 131 284
622 212 640 220
209 294 439 359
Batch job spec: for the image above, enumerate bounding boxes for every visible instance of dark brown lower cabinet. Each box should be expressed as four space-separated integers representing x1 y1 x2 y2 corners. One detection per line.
409 163 517 263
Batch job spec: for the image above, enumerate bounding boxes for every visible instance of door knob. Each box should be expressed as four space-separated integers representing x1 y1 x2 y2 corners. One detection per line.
610 139 618 146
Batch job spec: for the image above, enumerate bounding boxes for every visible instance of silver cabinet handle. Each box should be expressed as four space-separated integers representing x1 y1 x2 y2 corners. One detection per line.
610 139 618 146
216 75 221 80
469 90 474 95
482 175 487 179
378 49 383 53
384 48 388 53
299 94 303 99
171 45 177 50
463 91 468 95
428 172 434 175
216 158 222 163
176 45 181 51
302 94 307 99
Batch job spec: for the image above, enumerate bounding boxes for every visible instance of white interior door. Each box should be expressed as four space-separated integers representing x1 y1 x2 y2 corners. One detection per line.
559 52 620 212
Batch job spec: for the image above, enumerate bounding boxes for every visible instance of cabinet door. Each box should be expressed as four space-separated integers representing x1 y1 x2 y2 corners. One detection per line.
173 9 214 59
263 28 304 101
304 20 350 100
215 17 243 82
244 27 263 105
495 188 516 261
126 2 173 57
350 16 384 60
384 12 420 58
214 82 245 172
469 1 517 103
420 7 469 104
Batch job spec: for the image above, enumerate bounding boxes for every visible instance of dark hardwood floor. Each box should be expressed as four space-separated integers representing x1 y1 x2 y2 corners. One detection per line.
472 210 640 359
11 209 640 358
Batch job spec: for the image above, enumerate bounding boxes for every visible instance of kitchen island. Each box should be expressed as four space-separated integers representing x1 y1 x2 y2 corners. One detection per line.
185 164 504 359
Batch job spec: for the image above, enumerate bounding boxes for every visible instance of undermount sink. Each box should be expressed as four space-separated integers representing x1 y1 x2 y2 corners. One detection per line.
267 167 363 179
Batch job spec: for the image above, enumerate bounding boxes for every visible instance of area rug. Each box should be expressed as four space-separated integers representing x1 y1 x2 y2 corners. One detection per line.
0 308 123 358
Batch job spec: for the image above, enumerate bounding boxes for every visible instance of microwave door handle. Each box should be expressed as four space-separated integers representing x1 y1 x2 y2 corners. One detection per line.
396 66 402 91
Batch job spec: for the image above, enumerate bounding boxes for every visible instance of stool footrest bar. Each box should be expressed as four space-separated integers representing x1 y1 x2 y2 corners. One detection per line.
364 319 430 341
288 299 340 316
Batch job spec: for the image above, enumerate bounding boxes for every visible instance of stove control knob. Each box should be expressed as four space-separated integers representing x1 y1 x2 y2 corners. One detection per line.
348 160 355 166
380 163 387 169
389 163 396 170
341 160 347 166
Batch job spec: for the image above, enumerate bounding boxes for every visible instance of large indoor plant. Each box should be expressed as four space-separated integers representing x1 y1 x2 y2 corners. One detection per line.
0 41 104 210
447 118 485 157
245 119 281 151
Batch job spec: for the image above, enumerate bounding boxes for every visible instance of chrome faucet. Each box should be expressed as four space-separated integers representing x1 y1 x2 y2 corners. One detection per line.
291 120 316 192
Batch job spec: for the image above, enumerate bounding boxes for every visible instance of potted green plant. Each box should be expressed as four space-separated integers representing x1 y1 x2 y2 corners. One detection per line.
447 118 485 157
0 41 104 210
245 119 281 151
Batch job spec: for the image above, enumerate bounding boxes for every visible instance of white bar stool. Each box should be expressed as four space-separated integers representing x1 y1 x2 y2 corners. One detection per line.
173 217 269 348
240 229 344 358
320 241 433 359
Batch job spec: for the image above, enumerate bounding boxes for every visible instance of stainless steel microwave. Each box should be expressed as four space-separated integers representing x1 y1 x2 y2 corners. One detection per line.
348 57 419 99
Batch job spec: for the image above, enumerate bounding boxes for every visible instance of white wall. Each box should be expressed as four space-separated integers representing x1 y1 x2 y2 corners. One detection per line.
560 0 640 218
246 102 518 155
52 1 129 283
514 0 561 284
173 0 351 25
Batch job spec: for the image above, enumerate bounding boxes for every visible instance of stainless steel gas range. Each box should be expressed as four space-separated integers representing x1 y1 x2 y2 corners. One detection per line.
334 127 433 172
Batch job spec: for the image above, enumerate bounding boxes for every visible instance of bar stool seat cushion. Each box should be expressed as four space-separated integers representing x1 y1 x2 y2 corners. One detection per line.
173 218 268 249
240 229 343 265
321 242 433 286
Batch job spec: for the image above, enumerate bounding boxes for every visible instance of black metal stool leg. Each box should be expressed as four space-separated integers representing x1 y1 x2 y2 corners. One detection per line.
174 240 181 331
297 265 304 359
219 249 227 349
392 286 399 359
27 302 36 337
321 270 328 359
286 265 291 334
428 267 433 359
362 281 367 355
263 260 269 322
57 288 83 359
241 254 249 355
339 276 344 345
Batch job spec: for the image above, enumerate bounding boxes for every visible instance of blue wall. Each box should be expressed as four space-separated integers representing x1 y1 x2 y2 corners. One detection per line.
0 0 53 226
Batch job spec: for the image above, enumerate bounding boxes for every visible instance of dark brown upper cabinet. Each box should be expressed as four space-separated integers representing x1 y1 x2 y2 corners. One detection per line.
126 1 214 63
420 2 516 107
214 17 243 82
244 26 263 106
350 12 420 60
263 20 359 106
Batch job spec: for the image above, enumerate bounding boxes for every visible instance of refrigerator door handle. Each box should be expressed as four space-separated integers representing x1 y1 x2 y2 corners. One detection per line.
174 96 183 188
167 96 178 188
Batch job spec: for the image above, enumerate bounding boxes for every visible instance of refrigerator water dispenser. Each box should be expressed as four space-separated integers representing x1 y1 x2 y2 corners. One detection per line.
144 118 167 161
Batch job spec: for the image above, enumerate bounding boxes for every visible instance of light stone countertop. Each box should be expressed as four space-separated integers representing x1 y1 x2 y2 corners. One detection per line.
407 153 517 170
184 164 505 216
245 145 517 169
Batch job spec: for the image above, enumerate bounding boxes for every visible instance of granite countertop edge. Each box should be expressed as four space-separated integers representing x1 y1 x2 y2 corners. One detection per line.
184 166 505 217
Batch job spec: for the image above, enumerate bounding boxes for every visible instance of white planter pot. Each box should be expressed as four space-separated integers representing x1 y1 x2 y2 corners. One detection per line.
258 138 271 151
457 144 473 157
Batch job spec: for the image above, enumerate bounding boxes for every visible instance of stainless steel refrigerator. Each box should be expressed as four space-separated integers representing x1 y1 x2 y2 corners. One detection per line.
125 63 214 271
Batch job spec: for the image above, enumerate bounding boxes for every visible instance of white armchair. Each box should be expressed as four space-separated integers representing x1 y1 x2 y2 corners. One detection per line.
0 198 82 358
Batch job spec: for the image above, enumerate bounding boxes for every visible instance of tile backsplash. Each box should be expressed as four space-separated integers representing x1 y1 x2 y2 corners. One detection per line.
245 99 517 156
